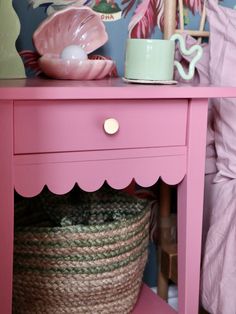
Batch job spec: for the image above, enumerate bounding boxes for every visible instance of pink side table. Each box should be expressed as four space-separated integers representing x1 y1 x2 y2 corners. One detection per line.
1 78 236 314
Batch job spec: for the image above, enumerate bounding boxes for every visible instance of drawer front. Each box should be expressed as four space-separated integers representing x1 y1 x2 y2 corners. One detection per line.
14 99 188 154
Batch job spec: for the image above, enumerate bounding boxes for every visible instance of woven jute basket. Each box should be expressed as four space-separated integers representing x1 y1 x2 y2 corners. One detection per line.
13 187 150 314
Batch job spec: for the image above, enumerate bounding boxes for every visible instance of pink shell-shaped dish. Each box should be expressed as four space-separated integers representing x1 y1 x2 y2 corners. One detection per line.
33 6 114 80
33 6 108 55
39 55 114 80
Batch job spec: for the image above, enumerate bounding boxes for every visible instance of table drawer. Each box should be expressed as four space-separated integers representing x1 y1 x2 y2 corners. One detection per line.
14 100 188 154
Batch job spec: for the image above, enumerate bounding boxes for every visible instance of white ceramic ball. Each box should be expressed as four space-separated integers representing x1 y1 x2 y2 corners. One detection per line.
60 45 88 60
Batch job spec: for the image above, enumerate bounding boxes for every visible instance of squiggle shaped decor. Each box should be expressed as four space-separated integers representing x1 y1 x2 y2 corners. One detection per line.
171 33 203 80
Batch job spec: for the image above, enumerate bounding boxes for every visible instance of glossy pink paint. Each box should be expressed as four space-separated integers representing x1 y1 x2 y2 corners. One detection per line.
14 99 187 154
133 284 177 313
1 78 236 314
1 78 236 99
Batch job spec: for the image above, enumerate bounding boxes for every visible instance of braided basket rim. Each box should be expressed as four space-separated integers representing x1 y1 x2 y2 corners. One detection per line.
15 204 149 234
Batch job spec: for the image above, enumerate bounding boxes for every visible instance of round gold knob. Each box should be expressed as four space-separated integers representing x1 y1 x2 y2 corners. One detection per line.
103 118 119 135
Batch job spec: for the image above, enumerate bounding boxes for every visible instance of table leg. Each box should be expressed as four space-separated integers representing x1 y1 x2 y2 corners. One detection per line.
157 181 172 300
0 101 14 314
177 99 208 314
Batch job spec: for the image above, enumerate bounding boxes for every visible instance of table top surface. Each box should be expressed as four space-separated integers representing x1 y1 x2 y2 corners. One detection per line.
1 77 236 100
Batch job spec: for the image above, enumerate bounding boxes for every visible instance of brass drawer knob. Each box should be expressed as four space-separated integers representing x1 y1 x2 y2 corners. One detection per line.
103 118 119 135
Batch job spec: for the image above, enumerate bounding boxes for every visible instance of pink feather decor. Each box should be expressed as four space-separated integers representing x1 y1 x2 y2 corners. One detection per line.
20 50 41 76
128 0 163 38
127 0 210 39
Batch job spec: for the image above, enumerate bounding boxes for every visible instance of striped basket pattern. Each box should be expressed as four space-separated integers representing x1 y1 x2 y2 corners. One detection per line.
13 187 150 314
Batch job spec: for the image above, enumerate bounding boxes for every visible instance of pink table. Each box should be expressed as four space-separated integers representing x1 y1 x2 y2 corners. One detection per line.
1 78 236 314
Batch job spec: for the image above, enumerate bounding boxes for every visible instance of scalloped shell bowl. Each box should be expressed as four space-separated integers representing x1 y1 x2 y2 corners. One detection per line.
33 6 114 80
39 55 114 80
